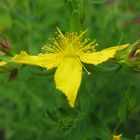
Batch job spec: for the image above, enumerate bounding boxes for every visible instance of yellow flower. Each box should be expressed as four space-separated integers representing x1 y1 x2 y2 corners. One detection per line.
0 61 7 66
12 29 129 107
113 134 122 140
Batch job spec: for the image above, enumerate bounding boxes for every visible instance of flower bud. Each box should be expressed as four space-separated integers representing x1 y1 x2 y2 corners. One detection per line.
0 35 11 53
113 40 140 72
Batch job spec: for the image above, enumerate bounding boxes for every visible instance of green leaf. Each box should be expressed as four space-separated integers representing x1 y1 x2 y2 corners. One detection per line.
118 99 128 122
59 117 76 136
27 66 55 77
117 87 129 122
128 86 137 111
88 112 111 139
117 85 137 122
86 64 122 75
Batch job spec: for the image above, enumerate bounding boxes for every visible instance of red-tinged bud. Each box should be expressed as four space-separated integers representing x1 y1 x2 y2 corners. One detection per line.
0 39 10 49
0 39 10 52
113 40 140 72
0 33 11 52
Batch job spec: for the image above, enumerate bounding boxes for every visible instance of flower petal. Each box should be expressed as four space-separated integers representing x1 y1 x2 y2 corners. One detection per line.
0 61 7 66
55 57 82 107
12 51 63 69
80 44 129 65
113 134 122 140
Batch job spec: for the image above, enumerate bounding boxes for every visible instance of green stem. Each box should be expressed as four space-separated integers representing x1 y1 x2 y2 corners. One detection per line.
113 120 122 133
81 0 88 28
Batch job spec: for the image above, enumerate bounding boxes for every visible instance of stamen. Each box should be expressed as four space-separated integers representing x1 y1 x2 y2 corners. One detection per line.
77 57 91 75
72 30 88 44
88 40 97 46
79 40 96 52
56 27 65 38
82 64 91 75
55 38 65 52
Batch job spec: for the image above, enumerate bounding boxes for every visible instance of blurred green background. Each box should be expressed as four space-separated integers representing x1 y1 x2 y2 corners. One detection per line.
0 0 140 140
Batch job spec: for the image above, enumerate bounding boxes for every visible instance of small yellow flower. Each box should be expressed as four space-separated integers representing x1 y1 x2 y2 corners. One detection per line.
12 29 129 107
0 61 7 66
113 134 122 140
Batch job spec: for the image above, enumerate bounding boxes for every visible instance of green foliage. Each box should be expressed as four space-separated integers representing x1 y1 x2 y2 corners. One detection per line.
0 0 140 140
135 135 140 140
0 4 12 31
